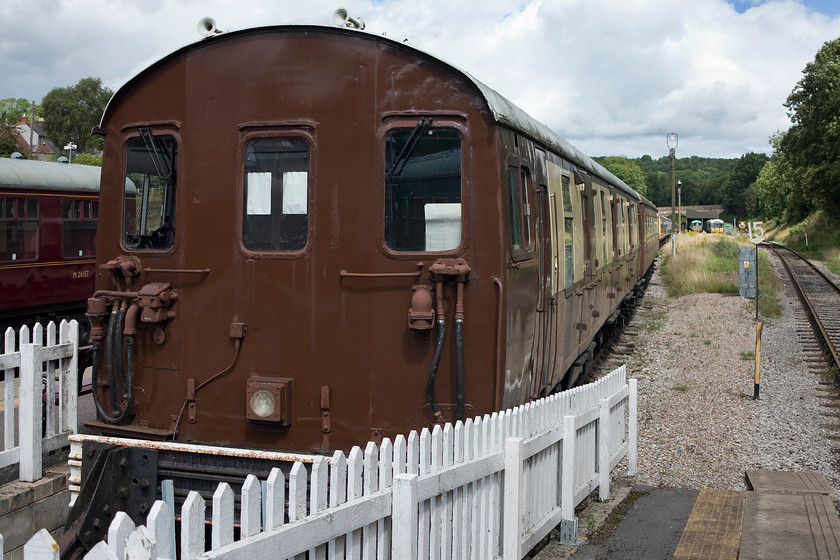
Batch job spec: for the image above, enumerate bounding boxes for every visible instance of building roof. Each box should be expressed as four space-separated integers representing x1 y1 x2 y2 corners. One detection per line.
684 209 721 220
15 121 59 154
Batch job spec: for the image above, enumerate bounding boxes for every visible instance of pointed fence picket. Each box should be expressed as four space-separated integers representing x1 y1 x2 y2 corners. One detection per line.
13 364 636 560
0 320 79 482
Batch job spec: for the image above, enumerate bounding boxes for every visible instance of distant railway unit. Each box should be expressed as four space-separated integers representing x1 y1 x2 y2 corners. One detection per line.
704 218 725 234
0 157 100 346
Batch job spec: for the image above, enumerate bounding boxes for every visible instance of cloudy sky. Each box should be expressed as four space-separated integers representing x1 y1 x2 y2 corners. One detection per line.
2 0 839 159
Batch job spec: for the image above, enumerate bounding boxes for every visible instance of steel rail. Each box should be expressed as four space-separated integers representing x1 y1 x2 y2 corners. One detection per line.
764 242 840 371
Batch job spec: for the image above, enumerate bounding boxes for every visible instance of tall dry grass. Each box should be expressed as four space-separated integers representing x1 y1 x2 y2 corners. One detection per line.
660 233 782 317
661 234 739 296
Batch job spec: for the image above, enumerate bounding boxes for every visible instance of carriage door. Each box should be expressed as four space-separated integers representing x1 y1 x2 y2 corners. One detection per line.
546 161 583 375
532 149 554 395
580 179 593 283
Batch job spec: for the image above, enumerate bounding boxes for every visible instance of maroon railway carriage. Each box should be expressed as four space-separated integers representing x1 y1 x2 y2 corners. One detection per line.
0 158 100 335
84 24 658 453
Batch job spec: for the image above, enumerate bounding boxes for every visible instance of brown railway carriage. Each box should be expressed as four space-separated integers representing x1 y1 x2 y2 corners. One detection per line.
87 25 658 453
0 158 100 331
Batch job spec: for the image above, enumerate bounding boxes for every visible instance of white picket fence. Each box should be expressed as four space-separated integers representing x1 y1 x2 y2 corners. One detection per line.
10 364 636 560
0 320 79 482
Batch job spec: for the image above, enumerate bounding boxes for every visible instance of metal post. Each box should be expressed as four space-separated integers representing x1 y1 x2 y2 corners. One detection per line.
755 246 759 323
667 133 678 256
670 149 675 257
678 182 682 234
29 101 35 158
754 321 762 399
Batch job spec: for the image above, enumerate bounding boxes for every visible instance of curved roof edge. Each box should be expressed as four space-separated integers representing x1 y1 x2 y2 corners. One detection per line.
471 77 650 204
103 24 652 206
0 158 101 192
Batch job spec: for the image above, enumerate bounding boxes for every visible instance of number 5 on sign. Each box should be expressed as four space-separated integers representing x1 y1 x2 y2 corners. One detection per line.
748 221 764 244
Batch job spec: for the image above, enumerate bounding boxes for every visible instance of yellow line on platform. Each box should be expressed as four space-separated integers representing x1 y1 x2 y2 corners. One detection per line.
673 488 744 560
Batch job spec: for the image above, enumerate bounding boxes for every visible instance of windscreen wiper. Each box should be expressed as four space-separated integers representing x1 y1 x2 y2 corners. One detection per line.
388 117 433 180
139 127 175 186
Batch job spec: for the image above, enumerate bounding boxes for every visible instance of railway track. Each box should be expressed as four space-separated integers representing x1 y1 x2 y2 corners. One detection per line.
764 242 840 373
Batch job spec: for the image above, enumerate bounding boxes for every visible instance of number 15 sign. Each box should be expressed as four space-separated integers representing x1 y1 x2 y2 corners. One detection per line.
747 221 765 245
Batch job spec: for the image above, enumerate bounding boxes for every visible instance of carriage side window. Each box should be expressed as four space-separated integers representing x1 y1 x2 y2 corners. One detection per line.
598 189 613 267
123 131 178 250
63 199 97 258
0 197 38 262
507 166 532 255
242 137 310 252
561 174 575 287
617 198 627 256
385 124 461 252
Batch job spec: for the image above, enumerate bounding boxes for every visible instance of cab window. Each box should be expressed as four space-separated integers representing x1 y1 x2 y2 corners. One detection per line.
242 137 310 252
385 123 461 252
123 131 178 250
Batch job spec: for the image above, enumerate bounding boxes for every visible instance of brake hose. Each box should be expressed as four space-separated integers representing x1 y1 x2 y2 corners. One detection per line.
92 303 134 424
426 318 446 422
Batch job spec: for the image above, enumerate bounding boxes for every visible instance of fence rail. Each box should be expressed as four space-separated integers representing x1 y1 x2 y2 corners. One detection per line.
10 364 636 560
0 320 79 482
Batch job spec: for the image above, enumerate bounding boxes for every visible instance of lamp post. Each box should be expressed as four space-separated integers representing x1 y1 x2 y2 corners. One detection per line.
667 133 678 255
677 180 682 234
64 141 77 163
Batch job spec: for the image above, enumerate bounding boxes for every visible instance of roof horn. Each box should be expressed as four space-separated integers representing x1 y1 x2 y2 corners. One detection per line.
333 8 365 30
197 17 223 37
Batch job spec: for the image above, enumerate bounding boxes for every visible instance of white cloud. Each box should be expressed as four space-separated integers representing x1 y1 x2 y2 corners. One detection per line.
1 0 838 158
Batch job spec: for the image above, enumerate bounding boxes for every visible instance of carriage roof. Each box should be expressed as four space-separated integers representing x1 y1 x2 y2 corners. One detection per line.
102 24 652 207
0 158 101 193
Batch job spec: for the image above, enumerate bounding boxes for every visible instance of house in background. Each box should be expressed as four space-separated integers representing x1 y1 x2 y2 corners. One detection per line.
15 116 58 160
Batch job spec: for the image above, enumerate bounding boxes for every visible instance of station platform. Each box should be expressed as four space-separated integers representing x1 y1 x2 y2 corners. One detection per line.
543 470 840 560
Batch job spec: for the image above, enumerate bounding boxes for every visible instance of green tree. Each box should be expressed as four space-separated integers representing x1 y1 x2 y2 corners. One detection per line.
781 37 840 210
753 133 813 223
723 152 768 217
0 126 23 157
70 152 102 166
597 156 648 196
41 77 112 153
0 98 34 125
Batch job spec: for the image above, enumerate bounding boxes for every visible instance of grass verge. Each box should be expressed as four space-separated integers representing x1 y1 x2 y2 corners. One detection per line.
765 211 840 276
660 233 782 318
660 234 739 296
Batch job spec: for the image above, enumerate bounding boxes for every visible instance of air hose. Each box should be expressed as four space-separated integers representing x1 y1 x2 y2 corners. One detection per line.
426 318 446 422
92 302 134 424
455 318 465 421
114 306 127 399
104 308 119 415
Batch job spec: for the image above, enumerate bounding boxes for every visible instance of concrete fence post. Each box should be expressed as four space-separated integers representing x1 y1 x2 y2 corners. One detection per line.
599 397 610 502
391 474 418 560
19 343 42 482
561 414 576 520
503 437 524 560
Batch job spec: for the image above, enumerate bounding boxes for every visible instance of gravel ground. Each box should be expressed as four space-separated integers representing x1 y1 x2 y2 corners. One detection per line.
532 248 840 559
596 251 840 493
